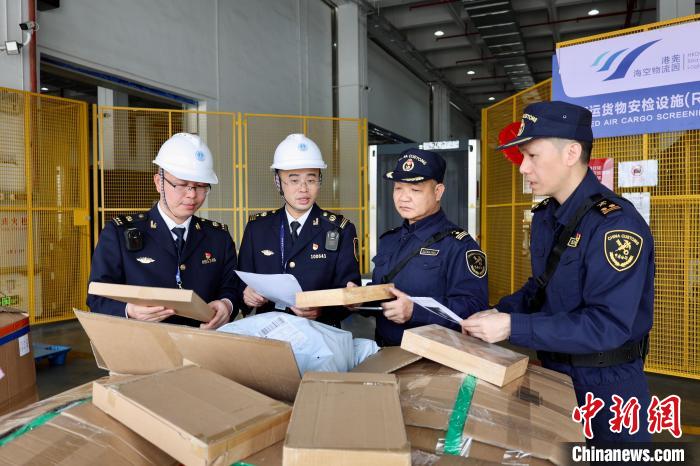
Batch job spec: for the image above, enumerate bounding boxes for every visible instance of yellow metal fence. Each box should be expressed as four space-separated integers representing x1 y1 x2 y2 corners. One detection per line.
0 90 368 325
481 16 700 379
93 108 370 270
0 87 90 324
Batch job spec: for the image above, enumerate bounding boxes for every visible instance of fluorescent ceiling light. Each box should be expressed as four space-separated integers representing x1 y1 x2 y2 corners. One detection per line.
434 30 445 37
467 70 475 75
488 97 496 101
588 9 600 16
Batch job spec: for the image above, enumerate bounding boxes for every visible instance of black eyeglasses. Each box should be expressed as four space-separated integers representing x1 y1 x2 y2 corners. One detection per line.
162 176 211 195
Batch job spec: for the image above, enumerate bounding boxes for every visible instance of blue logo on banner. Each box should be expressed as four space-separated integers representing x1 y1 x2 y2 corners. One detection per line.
592 40 661 81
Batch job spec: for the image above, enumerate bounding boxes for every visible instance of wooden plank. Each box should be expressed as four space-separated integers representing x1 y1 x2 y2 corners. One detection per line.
88 282 214 322
295 283 394 308
400 324 528 387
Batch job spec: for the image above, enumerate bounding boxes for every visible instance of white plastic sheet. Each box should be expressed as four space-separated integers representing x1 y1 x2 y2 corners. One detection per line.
218 312 378 374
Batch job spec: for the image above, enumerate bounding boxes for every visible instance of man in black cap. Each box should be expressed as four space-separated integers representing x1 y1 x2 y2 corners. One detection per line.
371 148 488 346
462 101 654 444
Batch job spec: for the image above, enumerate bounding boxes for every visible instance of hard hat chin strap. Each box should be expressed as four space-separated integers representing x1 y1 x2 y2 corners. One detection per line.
159 167 176 218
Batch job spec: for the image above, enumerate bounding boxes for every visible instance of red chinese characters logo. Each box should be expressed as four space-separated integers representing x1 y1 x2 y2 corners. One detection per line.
609 395 641 435
648 395 682 438
572 393 683 439
572 392 605 439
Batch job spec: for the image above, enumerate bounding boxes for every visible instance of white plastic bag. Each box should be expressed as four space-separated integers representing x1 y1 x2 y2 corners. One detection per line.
218 312 377 374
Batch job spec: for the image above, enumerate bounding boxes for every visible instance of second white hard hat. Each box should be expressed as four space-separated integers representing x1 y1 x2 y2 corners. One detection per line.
153 133 218 184
270 133 327 170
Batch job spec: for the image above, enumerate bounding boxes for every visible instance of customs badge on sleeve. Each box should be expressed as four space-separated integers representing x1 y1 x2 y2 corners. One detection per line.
604 230 643 272
466 250 487 278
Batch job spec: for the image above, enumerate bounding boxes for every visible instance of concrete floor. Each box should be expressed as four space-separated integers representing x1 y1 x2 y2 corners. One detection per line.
31 316 699 443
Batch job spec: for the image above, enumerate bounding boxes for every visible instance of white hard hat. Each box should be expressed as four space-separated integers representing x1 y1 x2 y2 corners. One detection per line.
270 134 327 170
153 133 218 184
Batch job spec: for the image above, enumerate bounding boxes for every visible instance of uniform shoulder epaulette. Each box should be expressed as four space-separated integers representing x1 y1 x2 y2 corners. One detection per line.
112 213 147 227
448 228 470 241
248 209 277 223
531 197 553 213
380 226 401 239
593 197 622 216
199 218 229 232
320 210 350 229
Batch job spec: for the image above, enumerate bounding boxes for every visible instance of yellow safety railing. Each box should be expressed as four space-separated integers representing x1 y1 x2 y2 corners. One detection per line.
242 114 369 273
93 106 240 242
482 14 700 380
0 87 90 324
93 108 369 272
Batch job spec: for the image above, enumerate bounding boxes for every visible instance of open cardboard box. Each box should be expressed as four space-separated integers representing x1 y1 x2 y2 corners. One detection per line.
73 311 303 465
74 310 302 402
353 348 581 466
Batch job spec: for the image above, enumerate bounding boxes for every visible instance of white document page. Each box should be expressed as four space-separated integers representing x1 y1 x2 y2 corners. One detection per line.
236 271 302 309
409 297 463 324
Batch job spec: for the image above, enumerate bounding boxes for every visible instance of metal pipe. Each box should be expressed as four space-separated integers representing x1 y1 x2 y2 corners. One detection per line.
438 7 655 41
409 0 459 10
28 0 36 92
455 48 553 64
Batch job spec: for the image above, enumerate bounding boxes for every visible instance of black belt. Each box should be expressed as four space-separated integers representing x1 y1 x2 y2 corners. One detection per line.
538 336 649 368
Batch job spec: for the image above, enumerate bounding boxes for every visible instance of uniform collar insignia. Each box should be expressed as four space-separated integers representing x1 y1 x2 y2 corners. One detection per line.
137 257 155 264
150 220 157 229
313 217 319 226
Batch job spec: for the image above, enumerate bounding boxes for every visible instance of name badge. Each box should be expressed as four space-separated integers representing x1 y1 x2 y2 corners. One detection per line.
419 248 439 256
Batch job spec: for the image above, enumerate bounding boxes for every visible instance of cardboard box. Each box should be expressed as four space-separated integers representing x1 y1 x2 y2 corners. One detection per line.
351 346 422 374
88 282 214 322
0 374 177 465
284 372 411 466
295 283 394 307
92 365 291 466
74 310 301 402
400 324 528 387
0 401 178 465
396 360 580 465
241 441 284 466
356 350 581 466
0 309 37 415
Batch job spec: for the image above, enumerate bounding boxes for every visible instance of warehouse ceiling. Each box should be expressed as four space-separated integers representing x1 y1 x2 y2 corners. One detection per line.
362 0 659 116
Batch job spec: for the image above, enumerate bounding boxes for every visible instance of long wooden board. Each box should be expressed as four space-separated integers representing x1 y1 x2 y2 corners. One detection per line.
400 324 528 387
88 282 214 322
295 283 395 307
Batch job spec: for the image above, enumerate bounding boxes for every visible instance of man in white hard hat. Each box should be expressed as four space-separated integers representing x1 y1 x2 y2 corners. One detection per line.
87 133 239 329
237 133 361 327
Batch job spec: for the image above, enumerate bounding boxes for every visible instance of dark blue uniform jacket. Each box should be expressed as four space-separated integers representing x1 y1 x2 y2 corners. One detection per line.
371 209 489 346
498 169 655 442
87 204 239 327
237 204 361 327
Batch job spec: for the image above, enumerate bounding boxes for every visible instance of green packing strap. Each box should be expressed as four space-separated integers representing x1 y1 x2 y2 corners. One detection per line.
232 463 256 466
443 374 477 456
0 397 91 447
